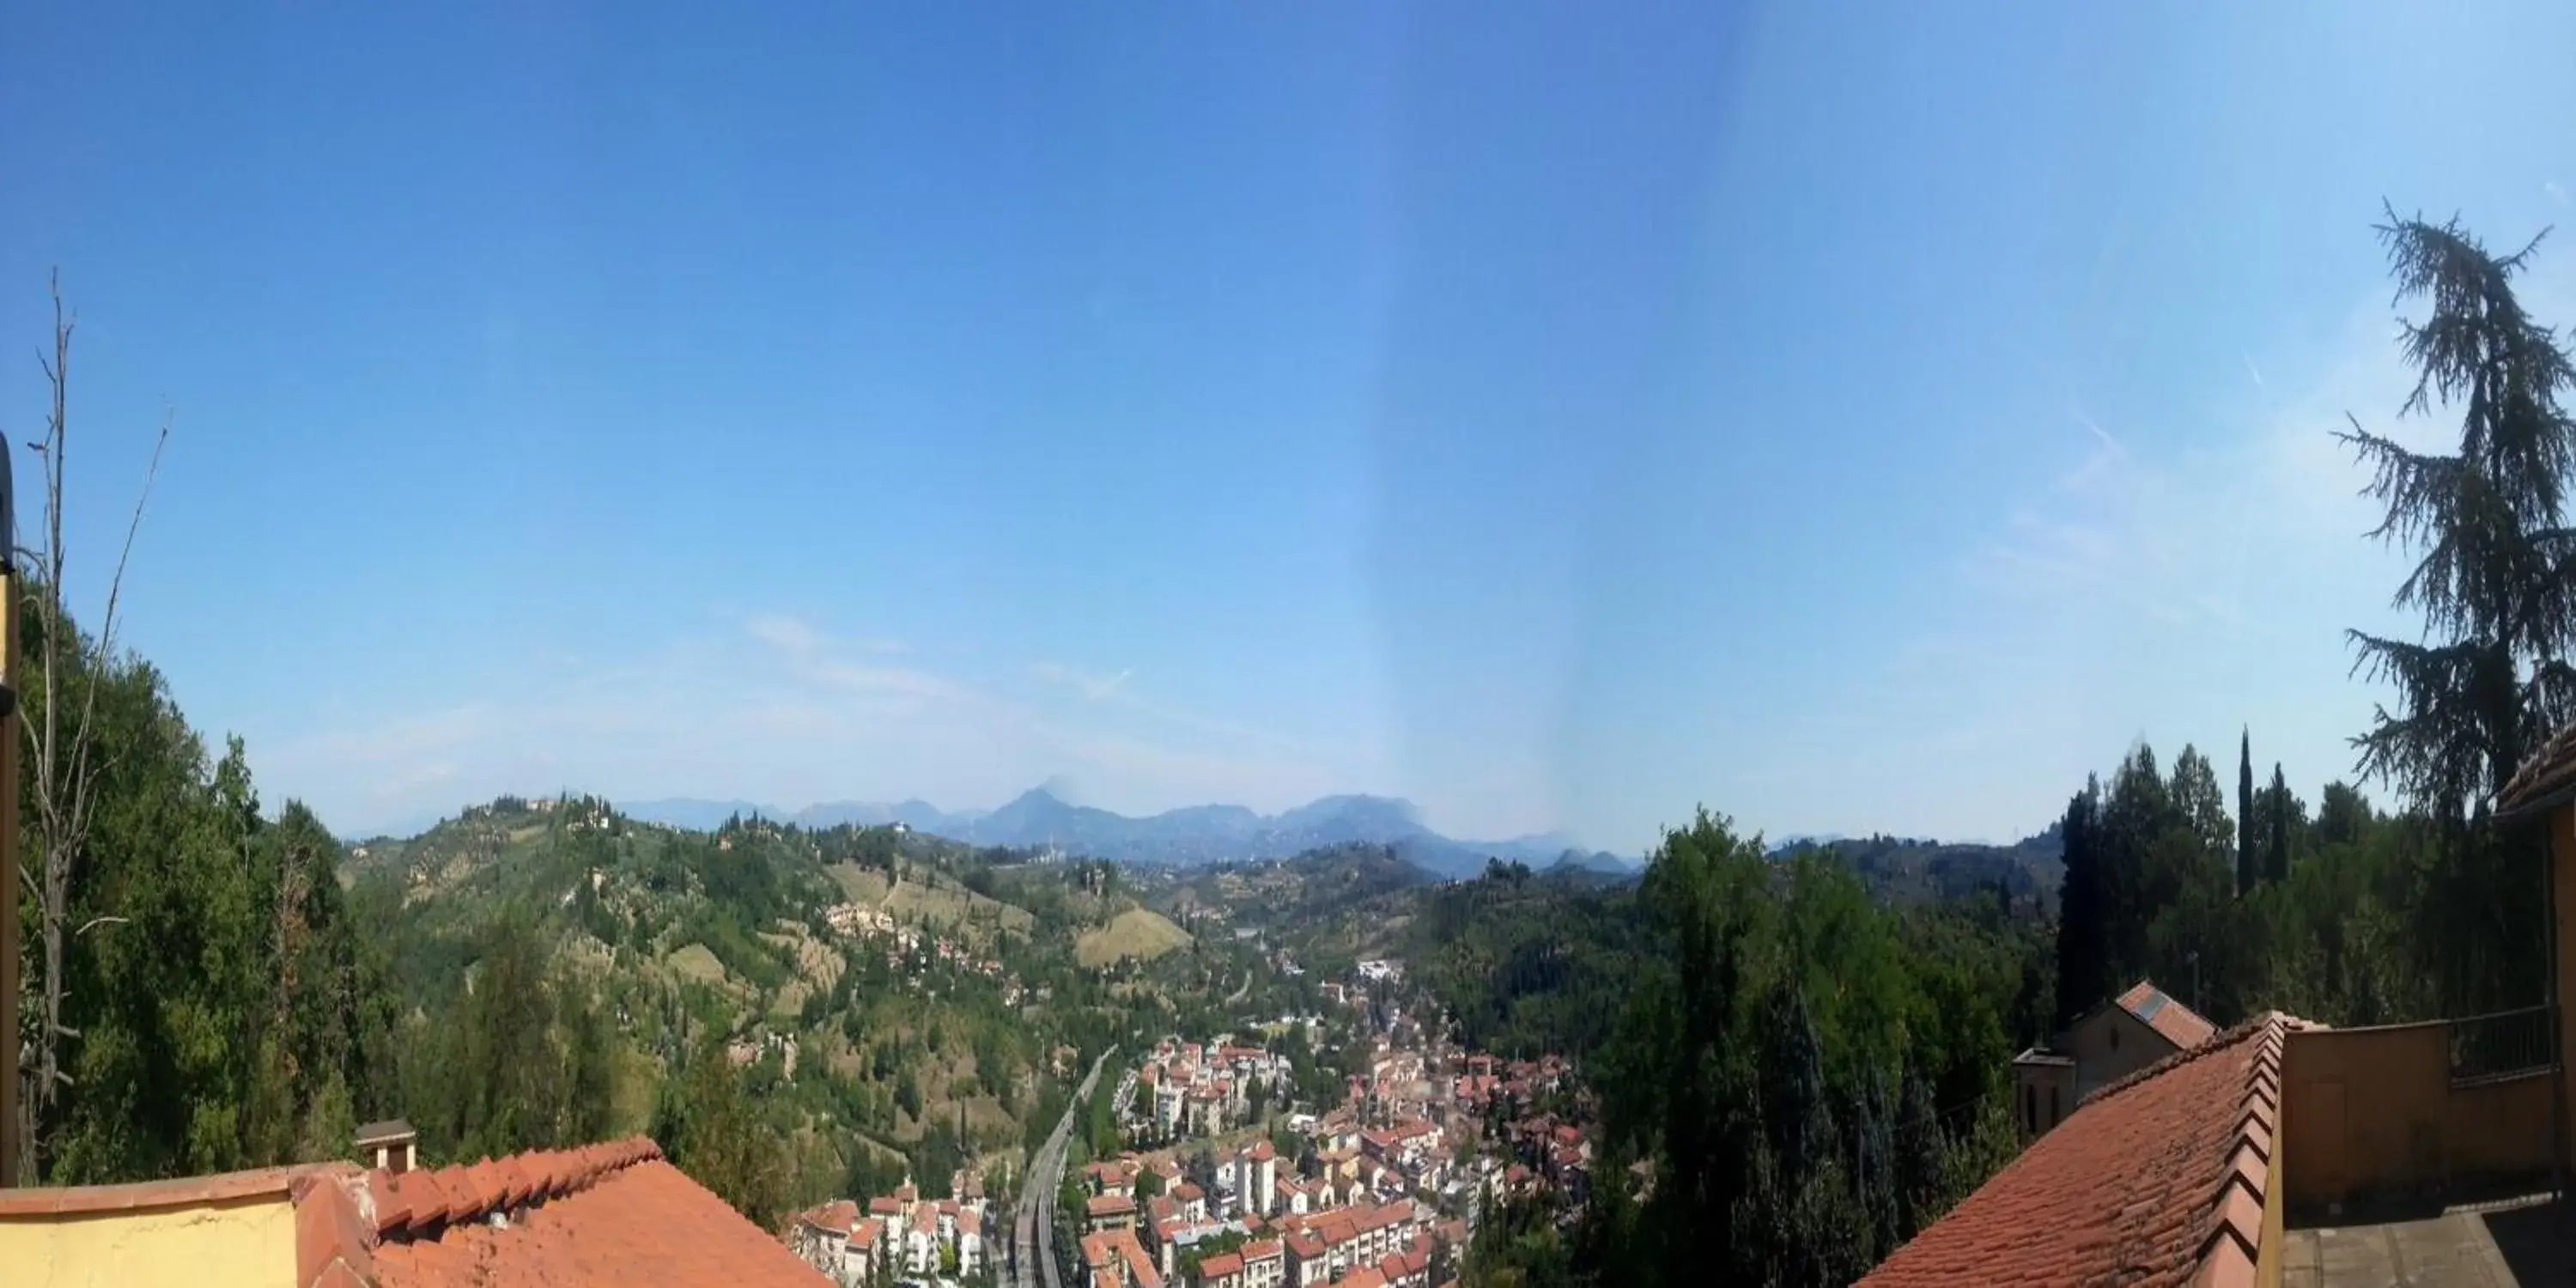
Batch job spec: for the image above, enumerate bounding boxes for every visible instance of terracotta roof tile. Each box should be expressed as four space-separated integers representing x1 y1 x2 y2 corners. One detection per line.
382 1170 436 1236
1860 1013 2300 1288
2501 718 2576 816
351 1136 823 1288
295 1170 378 1288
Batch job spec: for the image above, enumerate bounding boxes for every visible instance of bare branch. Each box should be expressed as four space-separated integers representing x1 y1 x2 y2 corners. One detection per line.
91 408 167 663
72 916 126 938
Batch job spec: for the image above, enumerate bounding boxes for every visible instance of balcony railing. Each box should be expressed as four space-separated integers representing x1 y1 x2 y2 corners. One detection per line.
2448 1005 2560 1085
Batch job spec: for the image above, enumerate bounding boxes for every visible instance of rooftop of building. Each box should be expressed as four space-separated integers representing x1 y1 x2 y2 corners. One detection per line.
1861 1012 2293 1287
0 1135 825 1288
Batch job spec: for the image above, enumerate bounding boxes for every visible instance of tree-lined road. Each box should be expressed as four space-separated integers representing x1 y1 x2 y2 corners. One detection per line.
1009 1048 1111 1288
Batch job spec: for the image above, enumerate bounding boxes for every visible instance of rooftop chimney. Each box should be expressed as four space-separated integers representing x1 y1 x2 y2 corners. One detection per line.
355 1118 419 1174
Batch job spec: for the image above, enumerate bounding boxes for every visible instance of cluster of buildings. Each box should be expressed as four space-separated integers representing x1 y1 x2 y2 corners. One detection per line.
1067 969 1596 1288
1117 1036 1295 1141
791 1177 990 1286
1322 971 1597 1221
1492 1115 1593 1206
821 900 1006 979
1077 1153 1465 1288
1442 1052 1589 1203
1073 954 1600 1288
724 1028 800 1076
1447 1053 1569 1115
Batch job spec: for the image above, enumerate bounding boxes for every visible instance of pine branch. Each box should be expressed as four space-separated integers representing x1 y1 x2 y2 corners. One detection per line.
2338 416 2461 547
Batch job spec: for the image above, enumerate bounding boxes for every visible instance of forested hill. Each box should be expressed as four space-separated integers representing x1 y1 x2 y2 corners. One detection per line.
333 795 1142 1219
1771 827 2065 914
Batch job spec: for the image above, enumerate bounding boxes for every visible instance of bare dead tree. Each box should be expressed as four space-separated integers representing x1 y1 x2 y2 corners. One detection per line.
16 270 167 1178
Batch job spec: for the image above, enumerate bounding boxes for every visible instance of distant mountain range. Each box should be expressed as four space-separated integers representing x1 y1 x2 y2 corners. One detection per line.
616 788 1634 879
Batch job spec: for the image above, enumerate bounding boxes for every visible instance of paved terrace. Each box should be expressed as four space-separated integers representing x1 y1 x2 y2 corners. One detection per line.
2285 1194 2576 1287
2280 1002 2576 1287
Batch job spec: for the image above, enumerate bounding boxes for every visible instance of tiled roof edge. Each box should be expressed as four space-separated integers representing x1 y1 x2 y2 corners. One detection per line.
0 1162 346 1217
293 1167 380 1288
2199 1014 2295 1288
2500 719 2576 814
365 1134 666 1242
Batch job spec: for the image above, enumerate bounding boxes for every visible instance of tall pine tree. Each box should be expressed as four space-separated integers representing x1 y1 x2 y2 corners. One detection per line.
2340 208 2576 1012
2341 208 2576 816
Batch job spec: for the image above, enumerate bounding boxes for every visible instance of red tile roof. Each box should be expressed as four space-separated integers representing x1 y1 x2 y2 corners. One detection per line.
2117 980 2219 1051
1380 1249 1426 1279
799 1200 858 1235
0 1134 825 1288
1080 1226 1162 1288
366 1136 825 1288
1859 1013 2296 1288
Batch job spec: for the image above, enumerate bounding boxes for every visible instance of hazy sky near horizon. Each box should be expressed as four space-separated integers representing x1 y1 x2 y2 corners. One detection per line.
7 2 2576 853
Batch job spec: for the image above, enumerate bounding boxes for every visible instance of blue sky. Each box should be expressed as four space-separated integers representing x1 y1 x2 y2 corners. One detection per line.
5 3 2575 854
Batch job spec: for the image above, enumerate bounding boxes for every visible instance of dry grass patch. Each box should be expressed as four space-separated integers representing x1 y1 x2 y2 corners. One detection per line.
1076 908 1193 968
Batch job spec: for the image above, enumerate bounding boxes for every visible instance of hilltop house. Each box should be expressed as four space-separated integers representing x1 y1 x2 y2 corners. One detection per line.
2009 977 2216 1137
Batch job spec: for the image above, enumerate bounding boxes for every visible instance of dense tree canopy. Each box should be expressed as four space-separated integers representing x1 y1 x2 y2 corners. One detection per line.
23 585 397 1183
1436 813 2031 1288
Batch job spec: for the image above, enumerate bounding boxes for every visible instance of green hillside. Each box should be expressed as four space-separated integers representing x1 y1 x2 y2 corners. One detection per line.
330 796 1240 1223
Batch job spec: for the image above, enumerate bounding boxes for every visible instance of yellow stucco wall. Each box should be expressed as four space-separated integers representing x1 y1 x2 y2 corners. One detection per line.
0 1194 296 1288
2555 805 2576 1163
2257 1107 2286 1288
2281 1022 2558 1210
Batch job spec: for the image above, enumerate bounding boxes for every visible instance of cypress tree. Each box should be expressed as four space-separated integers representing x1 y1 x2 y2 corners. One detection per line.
2268 764 2292 884
2051 781 2104 1029
2237 728 2257 895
